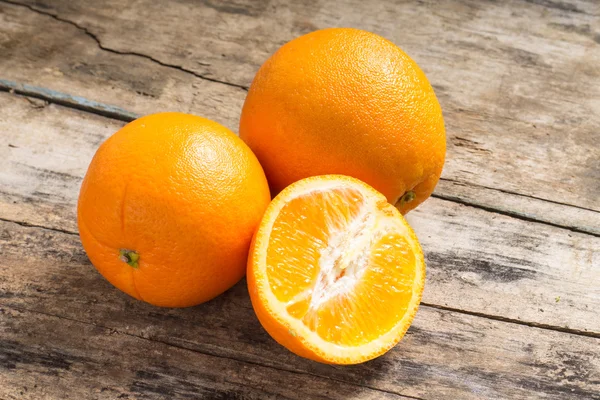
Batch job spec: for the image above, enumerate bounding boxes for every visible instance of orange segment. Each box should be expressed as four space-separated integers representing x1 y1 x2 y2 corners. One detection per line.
266 188 365 303
248 175 425 364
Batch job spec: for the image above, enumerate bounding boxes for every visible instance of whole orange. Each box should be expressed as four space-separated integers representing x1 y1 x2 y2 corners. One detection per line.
239 28 446 213
77 112 271 307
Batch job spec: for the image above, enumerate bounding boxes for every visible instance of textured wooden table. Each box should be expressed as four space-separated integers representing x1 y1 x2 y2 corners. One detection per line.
1 0 599 399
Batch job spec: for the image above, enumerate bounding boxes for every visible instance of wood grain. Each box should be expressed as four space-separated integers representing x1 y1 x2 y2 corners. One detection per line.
434 179 600 236
0 0 245 130
0 307 406 400
1 0 600 397
408 198 600 335
1 0 599 232
1 219 600 399
1 91 598 334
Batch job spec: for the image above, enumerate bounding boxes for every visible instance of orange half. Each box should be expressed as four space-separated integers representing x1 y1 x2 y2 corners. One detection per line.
247 175 425 364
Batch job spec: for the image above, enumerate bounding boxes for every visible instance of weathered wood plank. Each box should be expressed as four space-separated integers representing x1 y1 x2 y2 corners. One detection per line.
1 91 598 334
0 0 245 130
408 198 600 335
0 94 120 234
1 220 599 399
0 307 405 400
1 0 599 230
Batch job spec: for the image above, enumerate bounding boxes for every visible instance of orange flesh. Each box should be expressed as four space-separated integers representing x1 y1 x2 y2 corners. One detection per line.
265 187 417 347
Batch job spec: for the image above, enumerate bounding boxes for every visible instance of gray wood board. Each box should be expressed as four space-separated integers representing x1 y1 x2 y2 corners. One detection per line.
1 219 599 399
0 307 407 400
1 1 600 397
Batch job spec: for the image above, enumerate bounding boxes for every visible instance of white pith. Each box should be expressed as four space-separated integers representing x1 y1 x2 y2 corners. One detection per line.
288 197 407 314
255 177 424 361
308 198 373 310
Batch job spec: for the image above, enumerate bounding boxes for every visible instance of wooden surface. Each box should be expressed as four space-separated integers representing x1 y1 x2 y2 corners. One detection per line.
0 0 599 399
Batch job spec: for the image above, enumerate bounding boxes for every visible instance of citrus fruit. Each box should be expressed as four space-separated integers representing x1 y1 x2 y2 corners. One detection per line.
78 112 271 308
247 175 425 364
239 28 446 214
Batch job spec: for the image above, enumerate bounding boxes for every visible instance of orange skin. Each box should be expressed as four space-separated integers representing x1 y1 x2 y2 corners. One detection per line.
240 28 446 213
77 113 270 307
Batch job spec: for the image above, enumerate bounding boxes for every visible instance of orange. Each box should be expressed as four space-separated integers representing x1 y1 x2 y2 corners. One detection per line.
240 28 446 214
77 112 271 307
247 175 425 364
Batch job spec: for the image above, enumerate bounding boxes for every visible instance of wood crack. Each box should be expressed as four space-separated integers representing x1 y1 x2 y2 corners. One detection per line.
0 302 424 400
521 0 597 16
431 192 600 238
440 177 600 214
0 0 249 92
0 217 78 236
0 79 139 122
421 302 600 339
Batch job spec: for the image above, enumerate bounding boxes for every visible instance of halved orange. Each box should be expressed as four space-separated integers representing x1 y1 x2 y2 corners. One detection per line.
247 175 425 364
